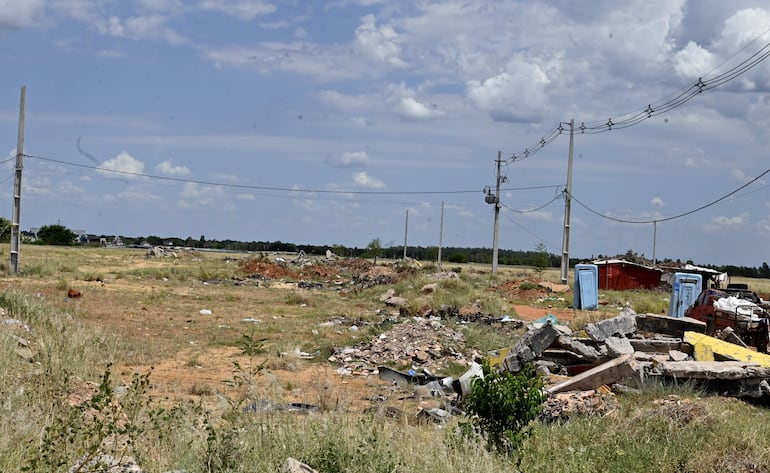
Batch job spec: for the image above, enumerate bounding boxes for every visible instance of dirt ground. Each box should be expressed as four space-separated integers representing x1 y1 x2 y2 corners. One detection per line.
2 251 594 419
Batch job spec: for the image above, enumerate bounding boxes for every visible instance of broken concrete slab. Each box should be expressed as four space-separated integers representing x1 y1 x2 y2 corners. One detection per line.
656 360 770 379
605 336 635 357
668 349 690 362
547 354 638 394
684 331 770 367
503 322 560 373
554 335 603 361
629 337 692 354
635 313 706 337
585 314 637 342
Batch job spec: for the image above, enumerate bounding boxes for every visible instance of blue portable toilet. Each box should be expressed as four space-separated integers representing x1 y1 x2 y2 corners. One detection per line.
668 272 702 318
573 264 599 310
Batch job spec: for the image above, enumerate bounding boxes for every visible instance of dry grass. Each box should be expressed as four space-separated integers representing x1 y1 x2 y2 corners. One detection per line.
5 244 770 473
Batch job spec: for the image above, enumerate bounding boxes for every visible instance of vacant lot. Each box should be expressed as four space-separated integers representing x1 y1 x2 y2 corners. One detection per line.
5 244 770 473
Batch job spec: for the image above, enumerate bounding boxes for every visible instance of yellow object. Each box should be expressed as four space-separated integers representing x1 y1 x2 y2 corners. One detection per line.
684 331 770 367
487 347 511 367
693 342 714 362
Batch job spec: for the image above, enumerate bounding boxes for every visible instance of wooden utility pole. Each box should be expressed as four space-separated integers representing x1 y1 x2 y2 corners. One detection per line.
559 119 575 284
492 151 502 275
438 201 444 269
10 86 26 274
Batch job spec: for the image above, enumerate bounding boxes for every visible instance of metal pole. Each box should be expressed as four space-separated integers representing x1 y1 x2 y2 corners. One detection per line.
10 86 25 274
559 119 575 284
438 201 444 270
492 151 502 275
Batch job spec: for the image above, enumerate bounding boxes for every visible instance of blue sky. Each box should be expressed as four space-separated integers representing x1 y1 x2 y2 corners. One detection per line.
1 0 770 267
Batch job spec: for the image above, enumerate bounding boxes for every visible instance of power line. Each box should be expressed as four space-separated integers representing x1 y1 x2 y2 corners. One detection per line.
506 33 770 158
569 168 770 224
24 153 483 196
500 193 562 214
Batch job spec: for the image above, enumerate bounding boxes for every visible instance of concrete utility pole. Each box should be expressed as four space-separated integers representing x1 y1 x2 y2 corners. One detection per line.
653 220 657 266
10 86 26 274
403 209 408 259
437 201 444 269
559 119 575 284
492 151 502 275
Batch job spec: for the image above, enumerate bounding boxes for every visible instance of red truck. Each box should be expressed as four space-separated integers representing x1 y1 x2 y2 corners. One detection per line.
685 286 770 352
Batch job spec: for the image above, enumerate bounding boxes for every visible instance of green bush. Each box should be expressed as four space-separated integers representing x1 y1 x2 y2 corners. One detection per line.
461 362 546 455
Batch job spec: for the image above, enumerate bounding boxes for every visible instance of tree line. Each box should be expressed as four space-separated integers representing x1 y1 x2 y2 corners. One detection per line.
10 221 770 279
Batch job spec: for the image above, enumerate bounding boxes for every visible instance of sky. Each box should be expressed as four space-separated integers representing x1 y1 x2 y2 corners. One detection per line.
1 0 770 267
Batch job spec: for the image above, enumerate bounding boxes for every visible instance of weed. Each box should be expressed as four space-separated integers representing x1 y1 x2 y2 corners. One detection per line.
461 361 546 455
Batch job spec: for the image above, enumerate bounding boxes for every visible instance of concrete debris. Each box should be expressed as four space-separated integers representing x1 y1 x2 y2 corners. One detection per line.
503 322 561 373
547 354 639 394
584 313 637 342
636 313 706 337
493 308 770 414
145 246 177 258
540 388 619 423
329 318 468 375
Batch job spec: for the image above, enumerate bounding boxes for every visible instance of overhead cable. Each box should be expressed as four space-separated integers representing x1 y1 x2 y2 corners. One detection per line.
569 168 770 224
25 153 561 197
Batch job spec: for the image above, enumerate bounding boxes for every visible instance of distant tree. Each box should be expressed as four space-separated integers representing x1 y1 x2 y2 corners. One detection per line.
146 235 162 246
0 217 11 243
448 253 468 264
533 243 549 277
366 238 382 264
37 224 76 246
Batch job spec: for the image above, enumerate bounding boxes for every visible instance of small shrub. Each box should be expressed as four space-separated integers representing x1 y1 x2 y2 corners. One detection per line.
461 361 546 455
519 281 538 291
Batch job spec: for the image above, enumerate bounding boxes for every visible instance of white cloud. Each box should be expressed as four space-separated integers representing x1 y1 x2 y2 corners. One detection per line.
673 41 715 79
98 151 144 179
198 0 276 21
135 0 185 14
98 14 186 45
650 197 665 206
178 182 223 208
395 96 445 120
354 14 406 67
156 160 191 176
704 213 748 232
466 59 551 122
327 151 370 168
317 90 375 110
118 188 160 202
0 0 45 29
353 171 385 189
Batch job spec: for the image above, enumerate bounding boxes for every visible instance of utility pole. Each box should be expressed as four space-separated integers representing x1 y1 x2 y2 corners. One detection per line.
10 86 26 274
653 220 657 266
559 119 575 284
437 201 444 269
492 151 502 275
403 209 408 259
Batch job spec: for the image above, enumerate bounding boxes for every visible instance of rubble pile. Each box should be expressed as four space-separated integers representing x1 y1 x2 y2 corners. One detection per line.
504 307 770 401
329 317 470 375
539 388 620 423
353 265 399 289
